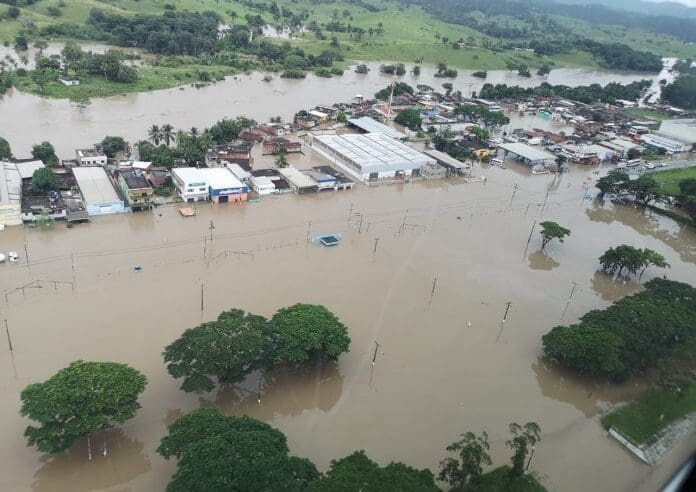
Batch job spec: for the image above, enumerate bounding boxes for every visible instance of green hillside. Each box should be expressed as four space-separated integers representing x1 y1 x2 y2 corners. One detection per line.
2 0 696 70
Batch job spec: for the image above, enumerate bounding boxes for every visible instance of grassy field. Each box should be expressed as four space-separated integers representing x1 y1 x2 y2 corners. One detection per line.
2 0 696 71
650 166 696 196
466 466 547 492
627 108 676 122
12 64 238 101
601 384 696 446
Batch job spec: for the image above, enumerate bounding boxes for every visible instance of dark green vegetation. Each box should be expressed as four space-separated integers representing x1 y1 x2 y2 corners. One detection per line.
31 141 58 166
542 279 696 382
158 407 440 492
29 167 58 194
20 361 147 453
539 221 571 250
597 169 695 223
163 305 351 392
101 135 127 157
0 136 11 159
601 383 696 446
394 108 422 131
662 59 696 109
479 80 651 104
439 422 546 492
598 245 669 278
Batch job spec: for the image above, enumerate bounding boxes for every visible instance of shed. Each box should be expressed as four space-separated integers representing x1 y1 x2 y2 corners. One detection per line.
72 166 125 216
278 166 319 194
498 142 556 166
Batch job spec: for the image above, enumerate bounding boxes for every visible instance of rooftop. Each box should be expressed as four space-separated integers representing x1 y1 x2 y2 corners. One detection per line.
278 166 318 189
172 167 208 185
657 119 696 145
120 170 151 190
313 133 434 174
348 116 406 139
0 161 21 205
226 163 251 180
423 149 470 170
15 160 45 180
77 148 105 158
498 142 557 162
72 166 121 204
199 167 245 190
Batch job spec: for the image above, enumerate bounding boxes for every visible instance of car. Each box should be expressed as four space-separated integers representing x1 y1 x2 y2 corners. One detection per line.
8 251 19 263
646 163 656 169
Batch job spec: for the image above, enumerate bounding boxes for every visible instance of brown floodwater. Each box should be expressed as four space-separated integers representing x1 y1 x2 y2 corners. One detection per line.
0 60 656 157
0 156 694 491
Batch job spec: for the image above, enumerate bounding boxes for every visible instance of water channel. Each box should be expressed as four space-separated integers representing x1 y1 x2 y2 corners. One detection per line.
0 160 695 491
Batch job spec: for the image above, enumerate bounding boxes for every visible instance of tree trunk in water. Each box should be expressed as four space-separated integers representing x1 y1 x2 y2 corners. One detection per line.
87 432 93 460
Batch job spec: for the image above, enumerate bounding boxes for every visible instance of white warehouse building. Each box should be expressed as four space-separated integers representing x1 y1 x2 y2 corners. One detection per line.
171 167 209 202
72 166 125 216
312 133 435 182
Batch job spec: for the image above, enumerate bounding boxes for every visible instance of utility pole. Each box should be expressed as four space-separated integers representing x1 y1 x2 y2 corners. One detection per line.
348 202 353 220
208 220 215 242
503 301 512 323
24 242 29 266
509 183 519 207
568 281 578 302
522 220 537 260
525 446 536 473
306 220 312 242
430 276 438 297
399 209 409 234
358 214 363 234
540 189 550 215
373 238 380 254
200 282 204 312
4 319 12 352
371 341 381 366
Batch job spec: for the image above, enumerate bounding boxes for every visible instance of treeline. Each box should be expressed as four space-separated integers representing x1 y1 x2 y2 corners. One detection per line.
542 279 695 383
479 80 651 104
406 0 696 43
663 75 696 109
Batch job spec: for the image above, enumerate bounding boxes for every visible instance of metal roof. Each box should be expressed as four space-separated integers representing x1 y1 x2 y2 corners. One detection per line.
658 119 696 144
314 133 434 174
15 160 45 179
498 142 556 163
423 149 470 169
348 116 406 139
278 166 317 189
72 167 121 205
0 162 21 205
199 167 244 190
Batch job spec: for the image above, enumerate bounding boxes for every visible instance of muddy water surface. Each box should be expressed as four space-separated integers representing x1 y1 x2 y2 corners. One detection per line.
0 61 656 157
1 161 694 491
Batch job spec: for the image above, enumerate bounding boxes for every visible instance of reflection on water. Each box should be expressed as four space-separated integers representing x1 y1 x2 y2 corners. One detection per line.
202 361 343 420
31 428 151 492
590 271 644 302
532 359 644 418
586 201 696 263
528 249 560 271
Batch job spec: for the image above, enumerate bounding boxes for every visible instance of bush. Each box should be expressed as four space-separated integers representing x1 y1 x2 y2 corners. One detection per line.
280 69 306 79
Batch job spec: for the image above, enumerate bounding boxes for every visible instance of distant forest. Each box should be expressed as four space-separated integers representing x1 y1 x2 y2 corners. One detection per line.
408 0 696 43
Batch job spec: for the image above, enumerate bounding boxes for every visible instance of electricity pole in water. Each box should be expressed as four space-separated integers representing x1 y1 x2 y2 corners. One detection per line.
209 220 215 242
200 282 204 312
509 183 519 207
372 341 381 366
503 301 512 323
4 319 12 352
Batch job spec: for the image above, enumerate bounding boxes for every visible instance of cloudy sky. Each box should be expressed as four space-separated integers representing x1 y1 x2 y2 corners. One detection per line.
648 0 696 6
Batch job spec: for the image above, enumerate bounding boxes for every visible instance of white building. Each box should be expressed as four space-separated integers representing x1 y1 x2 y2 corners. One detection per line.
171 167 209 202
76 148 108 166
312 133 435 182
250 176 276 195
226 163 251 182
657 119 696 148
640 133 688 153
0 161 22 226
199 167 248 204
72 166 125 216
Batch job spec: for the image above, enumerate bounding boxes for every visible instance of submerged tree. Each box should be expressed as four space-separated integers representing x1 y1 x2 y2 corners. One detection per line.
20 361 147 454
506 422 541 477
159 408 319 492
31 141 59 166
599 245 669 278
539 221 571 250
438 432 492 489
163 309 270 392
275 149 288 168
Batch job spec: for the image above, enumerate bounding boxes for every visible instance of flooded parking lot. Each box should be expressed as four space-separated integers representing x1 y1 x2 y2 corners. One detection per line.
1 161 694 491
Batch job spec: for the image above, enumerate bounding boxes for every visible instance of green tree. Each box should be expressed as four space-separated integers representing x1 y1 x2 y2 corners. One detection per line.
101 136 127 158
629 174 661 205
442 82 453 97
61 40 83 74
275 149 289 168
0 136 12 160
336 112 348 123
394 108 423 132
438 432 492 490
14 34 28 51
310 450 439 492
506 422 541 477
158 408 319 492
31 68 59 94
596 170 629 196
539 221 571 250
163 309 270 392
679 178 696 197
20 361 147 454
30 167 59 194
148 124 162 145
270 304 351 365
638 249 670 279
412 65 421 76
161 123 176 146
31 141 59 166
542 325 625 377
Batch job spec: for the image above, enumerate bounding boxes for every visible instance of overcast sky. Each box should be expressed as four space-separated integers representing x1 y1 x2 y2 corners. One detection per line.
647 0 696 6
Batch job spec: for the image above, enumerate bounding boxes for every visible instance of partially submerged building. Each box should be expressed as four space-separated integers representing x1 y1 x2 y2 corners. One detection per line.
498 142 557 167
72 166 125 216
0 161 22 226
200 167 248 203
423 149 471 176
76 147 108 166
277 166 318 194
171 167 209 203
118 169 154 211
348 116 406 140
312 133 435 181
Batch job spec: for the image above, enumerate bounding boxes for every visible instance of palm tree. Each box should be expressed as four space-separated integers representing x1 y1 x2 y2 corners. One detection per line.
161 124 175 146
189 127 199 138
275 149 288 168
148 125 161 146
229 11 238 26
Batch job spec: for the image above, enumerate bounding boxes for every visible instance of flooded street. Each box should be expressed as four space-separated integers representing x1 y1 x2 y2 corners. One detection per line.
0 61 655 157
1 159 694 491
